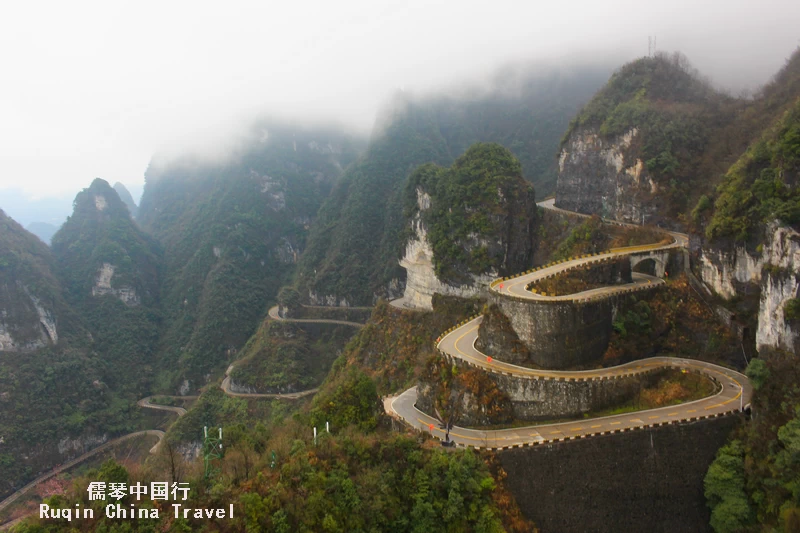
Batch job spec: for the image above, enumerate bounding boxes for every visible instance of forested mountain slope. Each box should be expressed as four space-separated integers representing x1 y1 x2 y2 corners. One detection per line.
0 209 136 498
137 121 365 391
297 66 609 305
51 178 163 395
558 49 800 229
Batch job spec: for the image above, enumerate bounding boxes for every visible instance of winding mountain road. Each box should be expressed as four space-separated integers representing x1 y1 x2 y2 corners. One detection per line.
137 396 195 417
495 198 688 302
0 305 371 523
0 395 194 523
221 364 319 399
386 199 751 449
0 430 166 518
267 305 366 328
219 305 369 399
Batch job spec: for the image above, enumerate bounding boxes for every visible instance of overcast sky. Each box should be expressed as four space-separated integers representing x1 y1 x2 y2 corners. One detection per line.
0 0 798 207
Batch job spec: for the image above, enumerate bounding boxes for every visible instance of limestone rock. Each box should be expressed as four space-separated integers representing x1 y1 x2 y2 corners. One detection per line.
556 127 657 224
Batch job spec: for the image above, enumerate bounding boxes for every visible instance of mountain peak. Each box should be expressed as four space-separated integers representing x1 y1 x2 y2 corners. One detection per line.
113 182 138 217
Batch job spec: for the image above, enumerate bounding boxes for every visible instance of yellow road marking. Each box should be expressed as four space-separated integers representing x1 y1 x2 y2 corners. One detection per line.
610 422 621 426
591 424 601 428
687 409 697 413
667 412 678 416
648 416 659 419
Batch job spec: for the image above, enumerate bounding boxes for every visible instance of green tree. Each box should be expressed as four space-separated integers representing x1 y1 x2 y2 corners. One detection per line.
705 440 754 532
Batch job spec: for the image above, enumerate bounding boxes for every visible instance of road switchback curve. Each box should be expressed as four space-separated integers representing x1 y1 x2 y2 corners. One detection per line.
387 199 750 449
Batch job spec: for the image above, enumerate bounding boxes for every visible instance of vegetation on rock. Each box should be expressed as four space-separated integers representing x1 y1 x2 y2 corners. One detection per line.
137 122 362 390
707 98 800 241
51 179 163 395
603 276 743 369
0 207 148 498
297 67 608 304
705 350 800 532
231 321 352 393
404 143 537 285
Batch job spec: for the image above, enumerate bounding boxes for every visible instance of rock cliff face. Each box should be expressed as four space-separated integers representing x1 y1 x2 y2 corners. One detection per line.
695 222 799 352
400 189 498 309
756 224 800 351
556 127 657 223
307 292 354 308
399 144 538 309
696 245 763 299
0 292 58 351
91 263 140 306
0 210 63 352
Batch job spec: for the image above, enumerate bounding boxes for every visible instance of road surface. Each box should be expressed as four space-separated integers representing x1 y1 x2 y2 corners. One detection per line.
386 199 750 449
137 396 193 417
220 364 318 399
267 305 366 328
0 430 165 517
0 395 195 524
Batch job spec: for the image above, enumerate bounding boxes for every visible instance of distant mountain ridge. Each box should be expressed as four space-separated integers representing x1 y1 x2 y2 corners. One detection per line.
296 65 610 305
113 182 138 218
25 221 58 245
51 178 163 394
0 205 138 498
137 120 365 390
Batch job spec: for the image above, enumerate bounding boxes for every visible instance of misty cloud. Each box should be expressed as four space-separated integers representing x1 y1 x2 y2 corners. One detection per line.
0 0 798 201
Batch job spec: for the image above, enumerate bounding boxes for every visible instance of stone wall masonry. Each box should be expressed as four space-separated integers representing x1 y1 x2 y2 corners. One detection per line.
492 294 615 369
417 353 681 424
486 248 685 369
498 415 739 533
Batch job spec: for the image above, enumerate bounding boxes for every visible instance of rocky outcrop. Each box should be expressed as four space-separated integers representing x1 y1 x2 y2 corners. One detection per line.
255 172 286 211
759 271 799 351
695 222 799 353
756 224 800 352
475 304 530 365
91 263 140 306
556 127 658 224
696 245 762 299
307 291 352 307
29 293 58 345
694 222 800 351
400 198 497 309
398 144 537 310
57 434 108 455
0 286 58 352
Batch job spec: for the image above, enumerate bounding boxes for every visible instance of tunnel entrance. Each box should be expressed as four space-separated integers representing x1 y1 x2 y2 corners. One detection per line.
632 258 657 276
